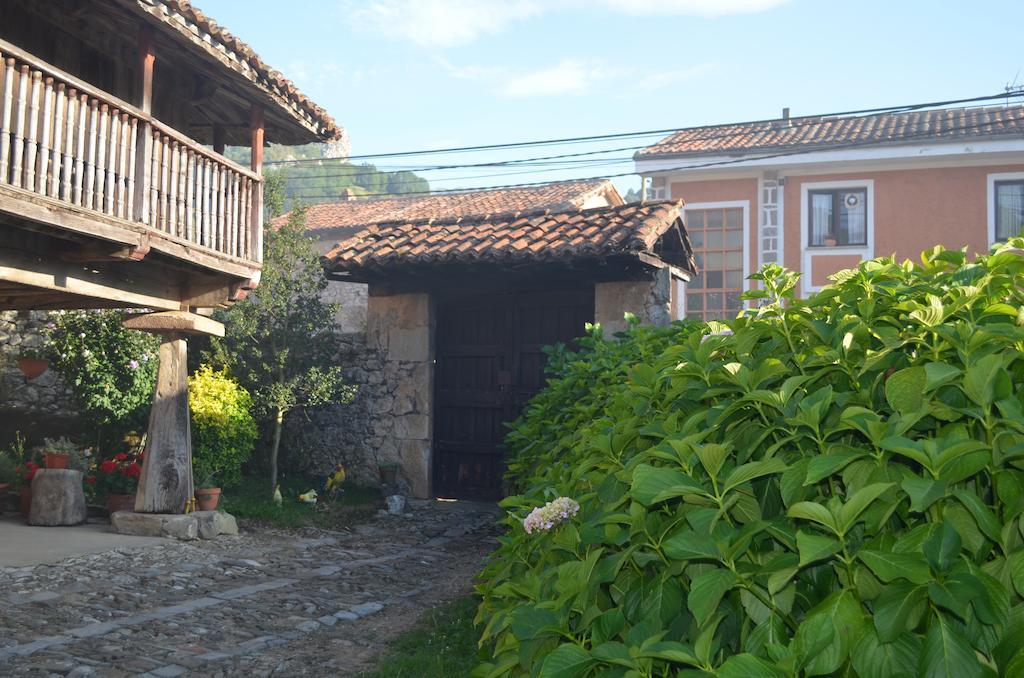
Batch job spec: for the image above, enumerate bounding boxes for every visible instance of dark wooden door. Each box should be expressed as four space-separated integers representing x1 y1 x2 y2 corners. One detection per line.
433 287 594 499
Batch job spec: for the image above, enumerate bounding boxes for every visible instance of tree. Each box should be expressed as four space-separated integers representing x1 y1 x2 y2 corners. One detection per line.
207 204 354 489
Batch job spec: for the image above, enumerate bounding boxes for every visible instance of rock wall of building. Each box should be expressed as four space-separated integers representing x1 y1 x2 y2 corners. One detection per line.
594 270 673 335
0 311 76 416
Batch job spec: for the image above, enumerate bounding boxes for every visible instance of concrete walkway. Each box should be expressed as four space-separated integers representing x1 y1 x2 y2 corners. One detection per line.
0 515 165 566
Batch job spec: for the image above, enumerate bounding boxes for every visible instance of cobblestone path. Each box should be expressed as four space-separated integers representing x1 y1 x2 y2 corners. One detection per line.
0 500 499 676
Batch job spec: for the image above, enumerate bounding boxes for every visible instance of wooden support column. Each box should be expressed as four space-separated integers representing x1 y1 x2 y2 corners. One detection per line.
212 124 225 155
250 105 264 263
125 311 224 514
133 24 155 224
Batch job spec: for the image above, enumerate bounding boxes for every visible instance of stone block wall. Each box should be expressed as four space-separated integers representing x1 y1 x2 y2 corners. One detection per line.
0 312 77 437
594 269 673 336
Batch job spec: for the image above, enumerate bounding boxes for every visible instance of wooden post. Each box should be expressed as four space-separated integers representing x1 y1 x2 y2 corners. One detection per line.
135 333 193 513
250 105 264 263
212 124 225 155
126 311 224 514
133 24 155 224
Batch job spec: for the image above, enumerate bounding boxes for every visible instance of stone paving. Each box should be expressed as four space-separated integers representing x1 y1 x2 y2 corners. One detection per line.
0 500 500 676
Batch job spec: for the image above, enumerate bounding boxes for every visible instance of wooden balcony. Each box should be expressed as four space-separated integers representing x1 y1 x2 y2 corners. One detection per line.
0 36 263 301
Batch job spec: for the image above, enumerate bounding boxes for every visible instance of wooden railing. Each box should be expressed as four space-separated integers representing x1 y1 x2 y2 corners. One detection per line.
0 39 262 263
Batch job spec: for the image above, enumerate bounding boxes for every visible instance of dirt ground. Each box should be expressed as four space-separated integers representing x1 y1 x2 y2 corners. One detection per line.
0 499 500 676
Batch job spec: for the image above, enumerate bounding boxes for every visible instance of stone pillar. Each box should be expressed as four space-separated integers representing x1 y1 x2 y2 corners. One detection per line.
594 270 672 337
367 291 434 498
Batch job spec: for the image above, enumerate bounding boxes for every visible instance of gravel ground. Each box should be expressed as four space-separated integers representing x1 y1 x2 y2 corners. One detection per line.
0 499 500 676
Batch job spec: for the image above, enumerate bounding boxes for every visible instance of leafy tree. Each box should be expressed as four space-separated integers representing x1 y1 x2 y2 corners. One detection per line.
623 187 642 202
207 205 354 490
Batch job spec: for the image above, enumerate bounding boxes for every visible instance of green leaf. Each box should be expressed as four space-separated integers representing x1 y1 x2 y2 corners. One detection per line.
873 583 927 643
923 522 962 573
630 463 708 506
696 443 729 480
952 489 1001 543
538 644 593 678
804 449 867 485
794 590 863 676
717 653 787 677
902 476 948 513
886 366 927 415
591 607 626 646
687 568 738 622
919 615 984 678
722 458 788 494
636 641 701 666
838 482 895 533
797 530 841 567
510 605 558 640
859 550 932 585
924 362 962 391
963 354 1008 409
788 502 839 534
591 642 637 668
662 529 720 561
851 626 922 678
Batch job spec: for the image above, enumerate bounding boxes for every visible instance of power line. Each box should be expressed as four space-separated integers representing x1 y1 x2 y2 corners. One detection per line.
281 112 1024 202
267 90 1024 165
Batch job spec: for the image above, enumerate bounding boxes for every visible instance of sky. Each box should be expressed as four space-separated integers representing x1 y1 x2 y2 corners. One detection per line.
200 0 1024 197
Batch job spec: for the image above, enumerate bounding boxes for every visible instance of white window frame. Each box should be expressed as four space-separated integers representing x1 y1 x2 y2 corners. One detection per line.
678 200 750 320
800 179 874 296
987 171 1024 246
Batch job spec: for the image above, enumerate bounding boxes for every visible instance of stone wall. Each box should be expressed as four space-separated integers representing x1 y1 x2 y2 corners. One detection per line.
594 269 673 335
0 312 77 437
281 292 435 498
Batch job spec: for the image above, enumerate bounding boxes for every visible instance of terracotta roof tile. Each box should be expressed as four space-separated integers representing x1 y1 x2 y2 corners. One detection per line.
322 201 694 278
278 179 624 234
151 1 340 141
637 104 1024 158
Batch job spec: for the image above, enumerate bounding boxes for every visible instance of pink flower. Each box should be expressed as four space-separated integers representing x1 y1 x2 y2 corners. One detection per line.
523 497 580 534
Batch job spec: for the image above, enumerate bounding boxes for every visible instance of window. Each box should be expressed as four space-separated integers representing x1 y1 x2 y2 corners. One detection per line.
995 180 1024 242
684 207 744 321
808 188 867 247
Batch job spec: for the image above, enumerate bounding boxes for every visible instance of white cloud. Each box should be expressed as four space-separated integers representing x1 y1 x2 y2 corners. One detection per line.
349 0 542 48
499 59 624 98
601 0 790 15
636 62 717 91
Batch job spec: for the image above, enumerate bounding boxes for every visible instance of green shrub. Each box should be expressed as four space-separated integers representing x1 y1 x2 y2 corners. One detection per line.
477 241 1024 677
45 310 158 433
189 365 258 488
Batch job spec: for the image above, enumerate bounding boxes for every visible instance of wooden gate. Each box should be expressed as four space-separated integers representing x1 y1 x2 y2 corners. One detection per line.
433 287 594 499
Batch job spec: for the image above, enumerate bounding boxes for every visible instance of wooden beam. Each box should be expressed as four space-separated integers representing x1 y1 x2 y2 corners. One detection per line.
123 310 224 337
135 334 194 514
212 124 225 155
0 245 182 310
250 105 264 265
133 23 155 224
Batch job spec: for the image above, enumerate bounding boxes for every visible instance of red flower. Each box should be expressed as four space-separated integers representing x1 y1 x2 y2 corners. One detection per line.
99 460 118 474
125 463 142 479
114 453 128 462
86 476 97 485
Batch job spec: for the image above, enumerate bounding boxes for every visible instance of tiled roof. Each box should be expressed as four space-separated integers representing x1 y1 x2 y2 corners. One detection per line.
282 179 623 234
322 201 693 278
138 1 341 141
637 105 1024 158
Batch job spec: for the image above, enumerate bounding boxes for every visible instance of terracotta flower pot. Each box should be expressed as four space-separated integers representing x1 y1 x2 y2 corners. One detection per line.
195 487 221 511
44 453 70 469
19 487 31 516
106 494 136 514
16 357 49 380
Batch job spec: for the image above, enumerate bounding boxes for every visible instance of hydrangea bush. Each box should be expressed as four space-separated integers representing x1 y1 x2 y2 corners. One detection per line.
477 240 1024 677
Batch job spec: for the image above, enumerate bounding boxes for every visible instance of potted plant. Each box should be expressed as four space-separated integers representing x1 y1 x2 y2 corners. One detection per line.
16 348 49 381
193 464 221 511
0 446 17 492
88 452 141 515
42 436 78 469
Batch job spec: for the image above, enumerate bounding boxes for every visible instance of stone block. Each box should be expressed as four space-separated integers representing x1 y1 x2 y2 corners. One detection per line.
28 469 87 526
394 414 429 440
110 511 165 537
192 511 237 539
214 511 239 536
399 439 431 499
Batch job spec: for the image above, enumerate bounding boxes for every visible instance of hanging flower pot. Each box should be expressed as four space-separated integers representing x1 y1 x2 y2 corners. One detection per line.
44 453 70 469
16 356 49 380
195 487 222 511
106 493 136 514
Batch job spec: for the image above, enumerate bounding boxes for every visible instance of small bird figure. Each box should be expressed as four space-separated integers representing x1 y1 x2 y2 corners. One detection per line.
272 485 283 507
298 489 318 505
324 464 346 497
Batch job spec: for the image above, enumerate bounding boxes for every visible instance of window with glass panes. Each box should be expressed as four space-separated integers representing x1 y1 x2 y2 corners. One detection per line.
684 208 744 321
995 180 1024 242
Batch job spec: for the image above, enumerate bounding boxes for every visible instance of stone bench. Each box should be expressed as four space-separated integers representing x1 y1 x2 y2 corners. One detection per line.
28 469 86 526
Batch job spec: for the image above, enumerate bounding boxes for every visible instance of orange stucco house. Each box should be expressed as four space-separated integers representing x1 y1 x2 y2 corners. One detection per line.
634 104 1024 319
